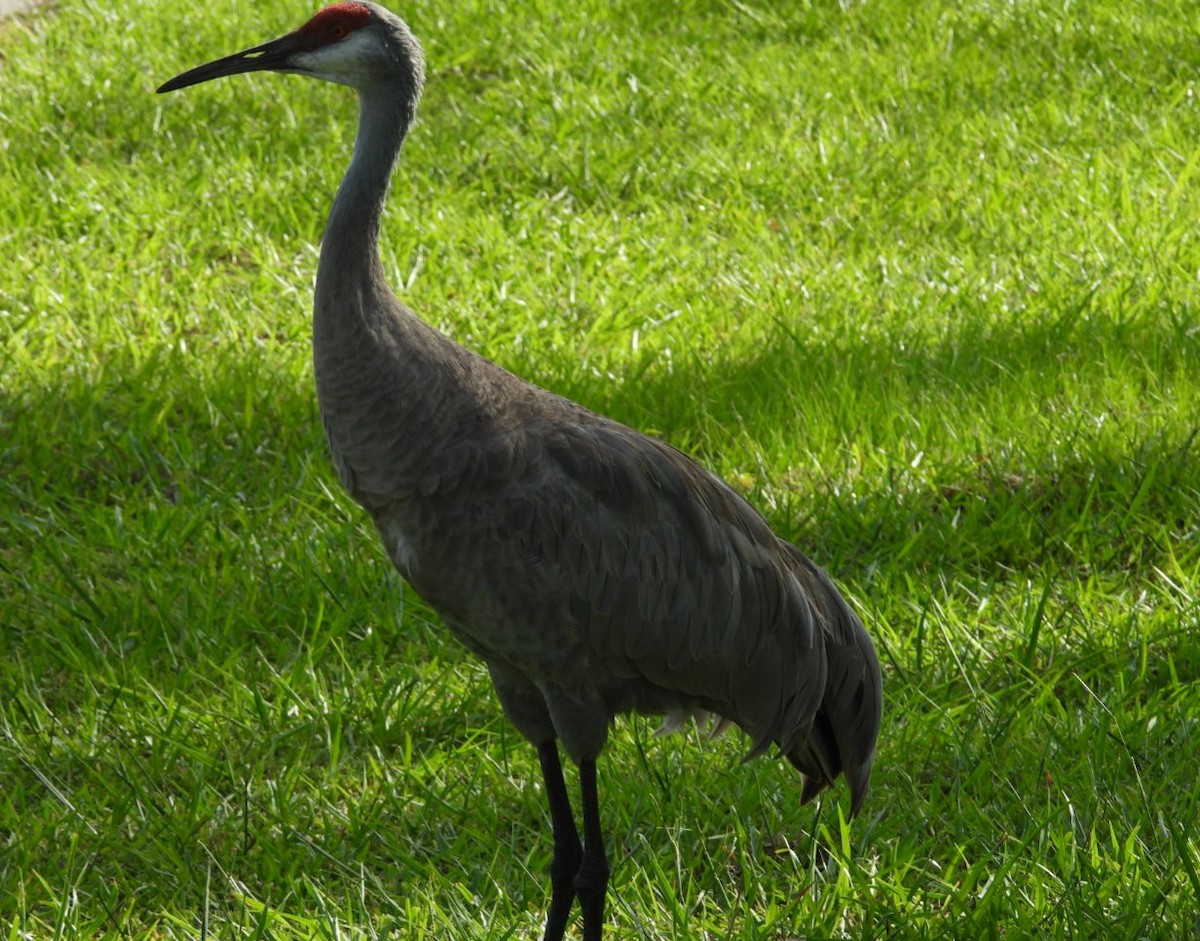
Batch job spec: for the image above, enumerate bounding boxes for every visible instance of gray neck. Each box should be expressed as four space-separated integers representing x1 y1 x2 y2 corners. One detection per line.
316 85 416 313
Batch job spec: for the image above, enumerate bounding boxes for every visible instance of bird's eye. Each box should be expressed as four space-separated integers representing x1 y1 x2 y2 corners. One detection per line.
329 22 348 39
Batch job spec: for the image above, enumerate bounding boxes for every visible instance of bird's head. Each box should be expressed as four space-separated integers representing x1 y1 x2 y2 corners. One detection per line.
156 2 424 97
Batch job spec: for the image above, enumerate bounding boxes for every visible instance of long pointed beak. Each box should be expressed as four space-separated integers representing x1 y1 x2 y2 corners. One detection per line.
156 32 305 93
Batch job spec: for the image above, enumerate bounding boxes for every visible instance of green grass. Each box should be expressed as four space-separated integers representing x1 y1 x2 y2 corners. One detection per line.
3 0 1199 936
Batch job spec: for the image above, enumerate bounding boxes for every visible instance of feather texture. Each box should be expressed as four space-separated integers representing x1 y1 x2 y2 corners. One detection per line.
300 30 883 800
160 8 881 939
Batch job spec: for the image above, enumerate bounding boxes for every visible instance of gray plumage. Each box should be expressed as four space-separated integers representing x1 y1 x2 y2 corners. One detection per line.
158 4 882 939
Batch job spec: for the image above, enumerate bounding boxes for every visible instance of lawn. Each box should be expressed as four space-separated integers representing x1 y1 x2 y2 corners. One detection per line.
2 0 1199 937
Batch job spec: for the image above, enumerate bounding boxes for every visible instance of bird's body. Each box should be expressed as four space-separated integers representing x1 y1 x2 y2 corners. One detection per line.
158 5 882 939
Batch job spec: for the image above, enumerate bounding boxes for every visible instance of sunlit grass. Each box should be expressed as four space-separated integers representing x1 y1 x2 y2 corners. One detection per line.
2 0 1199 937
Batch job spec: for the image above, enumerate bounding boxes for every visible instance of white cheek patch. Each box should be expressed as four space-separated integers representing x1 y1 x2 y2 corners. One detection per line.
292 30 381 86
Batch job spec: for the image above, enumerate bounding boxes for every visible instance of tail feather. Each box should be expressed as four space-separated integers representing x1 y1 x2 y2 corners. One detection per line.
781 546 882 817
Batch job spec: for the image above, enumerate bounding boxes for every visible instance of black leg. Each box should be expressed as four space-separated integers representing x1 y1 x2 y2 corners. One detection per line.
575 759 610 941
538 740 582 941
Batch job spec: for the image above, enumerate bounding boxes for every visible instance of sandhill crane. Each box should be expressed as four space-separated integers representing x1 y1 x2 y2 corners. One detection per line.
157 4 882 938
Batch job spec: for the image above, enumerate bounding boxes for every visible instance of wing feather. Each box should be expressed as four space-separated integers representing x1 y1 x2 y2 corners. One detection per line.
394 405 879 811
528 422 832 745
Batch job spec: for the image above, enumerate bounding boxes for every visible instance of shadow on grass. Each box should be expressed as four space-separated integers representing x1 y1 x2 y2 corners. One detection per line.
3 300 1198 922
5 294 1198 630
552 299 1200 579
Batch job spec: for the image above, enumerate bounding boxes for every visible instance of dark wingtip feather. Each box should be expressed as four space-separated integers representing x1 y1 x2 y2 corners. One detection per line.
799 771 829 806
779 546 883 818
832 613 882 818
846 741 876 817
